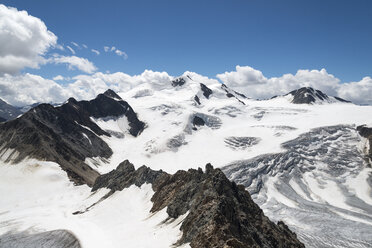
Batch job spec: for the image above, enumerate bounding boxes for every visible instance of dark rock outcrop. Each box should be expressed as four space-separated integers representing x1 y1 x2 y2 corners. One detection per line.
93 160 305 248
0 98 22 121
221 84 246 105
287 87 349 104
61 89 145 137
200 83 213 99
194 95 201 105
192 116 205 127
0 90 144 186
172 78 186 87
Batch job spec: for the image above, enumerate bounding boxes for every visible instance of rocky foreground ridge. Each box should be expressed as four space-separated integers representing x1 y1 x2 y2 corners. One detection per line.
92 160 305 248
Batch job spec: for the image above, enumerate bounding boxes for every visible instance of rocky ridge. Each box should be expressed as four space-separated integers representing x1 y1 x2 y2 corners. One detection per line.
0 90 145 186
286 87 350 104
93 160 305 248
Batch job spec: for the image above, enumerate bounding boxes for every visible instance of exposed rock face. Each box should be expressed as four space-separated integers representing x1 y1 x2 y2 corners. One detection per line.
287 87 349 104
172 78 186 87
0 98 22 121
61 89 145 137
0 230 81 248
221 84 246 105
0 90 144 186
192 116 205 127
93 160 305 248
200 83 213 99
194 95 201 105
357 125 372 165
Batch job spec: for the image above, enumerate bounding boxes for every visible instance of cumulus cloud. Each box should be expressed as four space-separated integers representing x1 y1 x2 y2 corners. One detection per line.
69 70 172 98
338 77 372 105
0 4 57 75
91 49 100 55
217 66 341 99
104 46 110 52
48 55 97 74
217 66 267 86
0 73 69 106
1 64 371 106
216 65 372 104
0 70 172 106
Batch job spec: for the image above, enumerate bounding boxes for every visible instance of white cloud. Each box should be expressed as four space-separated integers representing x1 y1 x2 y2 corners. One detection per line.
66 45 75 54
55 44 64 51
53 75 64 81
338 77 372 105
71 41 80 48
217 66 341 100
103 46 128 59
0 73 69 106
91 49 100 55
82 44 88 49
0 4 57 75
1 65 371 106
70 70 172 97
115 49 128 59
217 66 267 86
48 55 97 74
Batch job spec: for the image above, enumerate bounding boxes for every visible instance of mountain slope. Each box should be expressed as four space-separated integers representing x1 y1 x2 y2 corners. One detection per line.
1 78 372 248
93 160 305 248
0 98 22 121
0 89 145 185
223 125 372 247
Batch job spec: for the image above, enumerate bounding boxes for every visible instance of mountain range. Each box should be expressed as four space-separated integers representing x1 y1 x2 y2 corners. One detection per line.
0 75 371 248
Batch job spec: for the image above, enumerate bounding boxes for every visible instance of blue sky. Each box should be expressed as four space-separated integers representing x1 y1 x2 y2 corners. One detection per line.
2 0 372 82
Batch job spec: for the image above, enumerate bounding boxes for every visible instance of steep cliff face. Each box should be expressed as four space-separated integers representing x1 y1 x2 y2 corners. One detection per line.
93 160 305 248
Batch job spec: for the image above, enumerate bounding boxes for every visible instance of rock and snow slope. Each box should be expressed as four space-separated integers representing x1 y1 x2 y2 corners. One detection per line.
1 75 372 247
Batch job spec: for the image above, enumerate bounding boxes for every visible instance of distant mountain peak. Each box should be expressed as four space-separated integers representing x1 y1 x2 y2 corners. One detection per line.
285 87 350 104
0 98 23 122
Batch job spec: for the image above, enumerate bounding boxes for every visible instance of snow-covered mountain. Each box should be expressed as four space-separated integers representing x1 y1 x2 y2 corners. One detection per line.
1 75 372 248
275 86 351 104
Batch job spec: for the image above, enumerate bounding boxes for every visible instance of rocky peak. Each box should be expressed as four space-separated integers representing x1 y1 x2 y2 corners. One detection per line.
286 87 350 104
0 90 145 186
92 160 305 248
103 89 122 100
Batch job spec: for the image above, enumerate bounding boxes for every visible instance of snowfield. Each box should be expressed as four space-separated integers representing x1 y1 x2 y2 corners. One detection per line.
1 75 372 247
0 160 189 248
